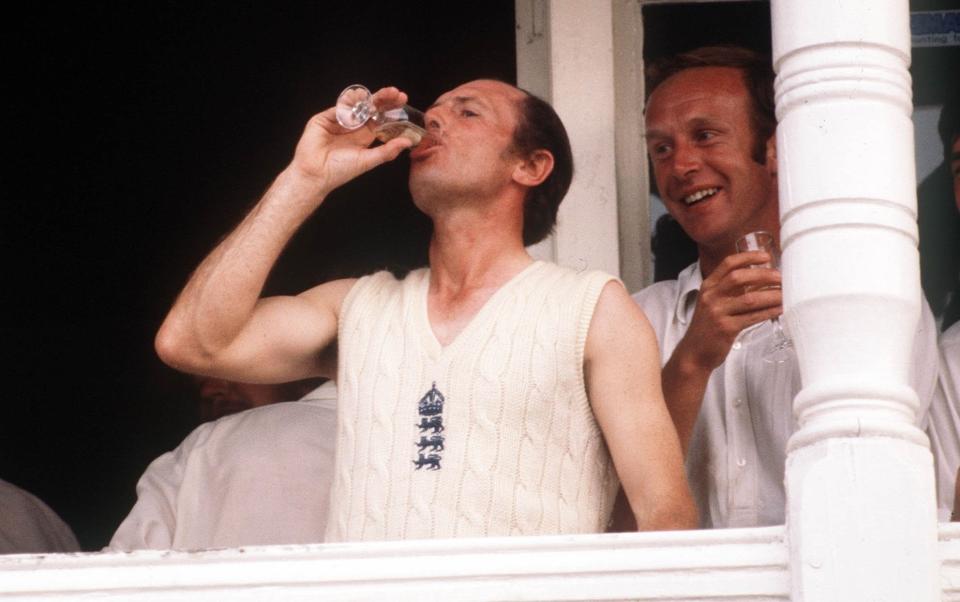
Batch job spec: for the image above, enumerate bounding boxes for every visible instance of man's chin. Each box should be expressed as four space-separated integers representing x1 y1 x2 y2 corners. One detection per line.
409 171 445 203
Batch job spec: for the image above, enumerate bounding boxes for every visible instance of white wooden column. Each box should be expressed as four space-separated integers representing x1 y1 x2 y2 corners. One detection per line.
773 1 939 600
515 0 649 287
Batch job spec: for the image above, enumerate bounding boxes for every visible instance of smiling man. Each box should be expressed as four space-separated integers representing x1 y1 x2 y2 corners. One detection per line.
633 47 939 528
155 79 695 541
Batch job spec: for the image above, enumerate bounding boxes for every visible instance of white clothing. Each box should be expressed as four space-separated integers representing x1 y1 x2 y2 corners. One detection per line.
0 478 80 554
108 382 337 550
327 262 619 541
928 322 960 520
634 262 939 528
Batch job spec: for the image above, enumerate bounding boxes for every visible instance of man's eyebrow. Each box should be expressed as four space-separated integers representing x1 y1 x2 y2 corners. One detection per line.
426 95 488 112
645 116 727 139
688 116 726 129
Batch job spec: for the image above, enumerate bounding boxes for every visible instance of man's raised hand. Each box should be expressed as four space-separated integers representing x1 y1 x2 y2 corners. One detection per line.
680 250 783 372
287 87 415 195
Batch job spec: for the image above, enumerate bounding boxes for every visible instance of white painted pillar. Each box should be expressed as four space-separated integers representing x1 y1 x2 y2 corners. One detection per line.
773 1 939 600
516 0 648 286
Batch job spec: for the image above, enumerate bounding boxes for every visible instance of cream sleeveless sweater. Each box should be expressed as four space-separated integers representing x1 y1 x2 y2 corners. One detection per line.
326 261 620 541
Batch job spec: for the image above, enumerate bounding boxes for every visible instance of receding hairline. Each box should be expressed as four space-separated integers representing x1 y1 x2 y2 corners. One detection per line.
647 65 751 105
644 67 756 134
428 80 530 122
438 79 526 100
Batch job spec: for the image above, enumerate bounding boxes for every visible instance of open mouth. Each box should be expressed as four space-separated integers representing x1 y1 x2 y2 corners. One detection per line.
410 136 440 160
682 187 719 206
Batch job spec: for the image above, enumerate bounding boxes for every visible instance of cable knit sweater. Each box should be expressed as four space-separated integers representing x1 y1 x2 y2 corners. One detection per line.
326 261 620 541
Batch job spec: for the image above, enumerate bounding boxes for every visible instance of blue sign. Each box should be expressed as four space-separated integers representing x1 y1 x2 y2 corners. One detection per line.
911 10 960 47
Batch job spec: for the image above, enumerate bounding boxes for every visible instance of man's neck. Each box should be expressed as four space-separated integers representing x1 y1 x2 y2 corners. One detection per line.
697 245 730 279
424 203 531 347
427 205 531 296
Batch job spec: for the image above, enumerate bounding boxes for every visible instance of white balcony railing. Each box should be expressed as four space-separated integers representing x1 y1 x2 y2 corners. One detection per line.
0 528 788 601
4 523 960 600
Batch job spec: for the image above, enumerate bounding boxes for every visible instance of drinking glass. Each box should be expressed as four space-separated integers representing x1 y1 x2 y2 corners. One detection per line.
735 230 793 364
335 84 427 146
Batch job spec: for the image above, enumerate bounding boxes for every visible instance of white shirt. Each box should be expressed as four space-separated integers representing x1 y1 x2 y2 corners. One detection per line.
633 262 939 528
0 478 80 554
927 322 960 520
108 382 337 550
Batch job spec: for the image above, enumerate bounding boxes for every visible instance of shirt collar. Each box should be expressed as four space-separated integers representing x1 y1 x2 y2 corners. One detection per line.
674 261 703 325
300 380 337 404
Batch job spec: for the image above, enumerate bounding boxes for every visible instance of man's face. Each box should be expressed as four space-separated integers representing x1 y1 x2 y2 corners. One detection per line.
951 135 959 213
408 80 526 207
645 66 779 252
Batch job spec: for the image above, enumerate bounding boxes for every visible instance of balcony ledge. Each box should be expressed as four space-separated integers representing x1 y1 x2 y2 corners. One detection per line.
0 527 788 601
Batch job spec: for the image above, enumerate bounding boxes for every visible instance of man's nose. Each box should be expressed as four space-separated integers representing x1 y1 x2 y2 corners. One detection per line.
671 140 701 178
424 107 444 133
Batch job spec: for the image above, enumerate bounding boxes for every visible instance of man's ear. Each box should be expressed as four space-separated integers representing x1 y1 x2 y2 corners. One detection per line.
513 149 554 188
765 134 777 176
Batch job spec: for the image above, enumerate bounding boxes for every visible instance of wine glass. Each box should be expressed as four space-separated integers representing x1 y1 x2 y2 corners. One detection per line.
335 84 427 146
735 230 793 364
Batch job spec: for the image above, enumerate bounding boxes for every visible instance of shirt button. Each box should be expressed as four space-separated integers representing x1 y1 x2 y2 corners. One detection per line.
732 341 742 350
734 398 743 407
737 458 747 468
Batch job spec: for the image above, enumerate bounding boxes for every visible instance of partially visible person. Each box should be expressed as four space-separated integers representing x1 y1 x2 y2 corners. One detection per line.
1 478 80 554
108 380 337 550
941 97 960 330
935 326 960 521
924 100 960 520
196 375 322 422
651 213 698 283
953 119 960 214
949 100 960 218
919 92 960 331
634 45 938 528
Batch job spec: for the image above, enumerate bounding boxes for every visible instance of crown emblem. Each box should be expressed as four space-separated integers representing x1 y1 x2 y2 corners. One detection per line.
417 382 445 416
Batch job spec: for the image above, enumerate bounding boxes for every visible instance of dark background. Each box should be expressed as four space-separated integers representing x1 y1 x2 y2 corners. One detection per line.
4 1 957 551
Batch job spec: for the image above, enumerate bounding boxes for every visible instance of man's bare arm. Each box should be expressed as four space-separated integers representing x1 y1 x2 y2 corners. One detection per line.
585 281 697 531
661 252 782 452
155 89 414 383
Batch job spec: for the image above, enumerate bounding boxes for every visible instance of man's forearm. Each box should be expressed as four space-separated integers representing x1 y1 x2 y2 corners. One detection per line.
661 341 715 455
633 495 699 531
155 168 329 372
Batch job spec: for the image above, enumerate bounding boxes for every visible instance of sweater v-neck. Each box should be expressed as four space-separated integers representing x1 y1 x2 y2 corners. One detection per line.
417 261 543 361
